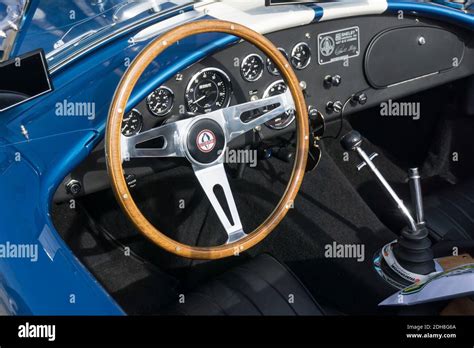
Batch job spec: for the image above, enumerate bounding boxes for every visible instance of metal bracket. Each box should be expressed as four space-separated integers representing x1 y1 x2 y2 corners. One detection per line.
357 152 378 171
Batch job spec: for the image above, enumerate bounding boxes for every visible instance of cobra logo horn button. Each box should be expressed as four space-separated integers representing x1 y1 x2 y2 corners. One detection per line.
186 119 225 164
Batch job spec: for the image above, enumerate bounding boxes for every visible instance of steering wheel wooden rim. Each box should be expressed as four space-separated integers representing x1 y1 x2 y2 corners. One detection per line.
106 20 309 259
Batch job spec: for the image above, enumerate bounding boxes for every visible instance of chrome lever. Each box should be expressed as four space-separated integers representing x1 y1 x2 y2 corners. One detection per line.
340 130 418 232
356 152 378 171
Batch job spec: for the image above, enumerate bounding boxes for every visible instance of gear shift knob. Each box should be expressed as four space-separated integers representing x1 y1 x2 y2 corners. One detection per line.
340 130 363 151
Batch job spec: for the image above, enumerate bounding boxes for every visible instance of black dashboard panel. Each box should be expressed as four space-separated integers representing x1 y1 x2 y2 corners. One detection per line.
54 14 474 202
262 15 473 121
123 14 473 139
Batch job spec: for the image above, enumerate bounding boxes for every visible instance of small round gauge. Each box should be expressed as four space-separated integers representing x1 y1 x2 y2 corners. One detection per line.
121 109 143 137
267 48 288 76
291 42 311 70
263 80 295 130
185 68 232 114
241 53 264 82
147 86 174 116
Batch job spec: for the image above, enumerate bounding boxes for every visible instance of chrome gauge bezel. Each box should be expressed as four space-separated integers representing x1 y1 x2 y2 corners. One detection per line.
184 67 233 115
146 86 175 117
240 53 264 82
291 42 312 70
122 108 143 137
266 48 288 76
263 79 296 130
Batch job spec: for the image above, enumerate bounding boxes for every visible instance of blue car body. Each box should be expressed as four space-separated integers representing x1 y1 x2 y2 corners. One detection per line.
0 0 472 315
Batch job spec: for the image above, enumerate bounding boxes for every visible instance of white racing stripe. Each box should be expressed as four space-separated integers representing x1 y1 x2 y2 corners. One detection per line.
318 0 388 22
131 10 206 43
132 0 390 43
197 1 317 34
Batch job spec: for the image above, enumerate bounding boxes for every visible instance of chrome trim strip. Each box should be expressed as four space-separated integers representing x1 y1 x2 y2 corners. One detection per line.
386 72 439 88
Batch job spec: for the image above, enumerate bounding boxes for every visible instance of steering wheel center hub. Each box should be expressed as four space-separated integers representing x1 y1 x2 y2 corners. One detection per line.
186 119 226 164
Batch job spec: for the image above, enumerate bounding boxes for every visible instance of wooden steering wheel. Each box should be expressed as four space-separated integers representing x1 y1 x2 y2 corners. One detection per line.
105 20 309 259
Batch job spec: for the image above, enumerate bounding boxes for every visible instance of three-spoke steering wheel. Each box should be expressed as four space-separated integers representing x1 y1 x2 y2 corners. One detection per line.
106 20 309 259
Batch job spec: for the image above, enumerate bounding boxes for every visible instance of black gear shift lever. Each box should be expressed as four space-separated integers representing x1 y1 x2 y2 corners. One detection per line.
340 130 435 283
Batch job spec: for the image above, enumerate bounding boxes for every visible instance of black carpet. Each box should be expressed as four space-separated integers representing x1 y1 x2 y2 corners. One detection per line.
75 137 402 314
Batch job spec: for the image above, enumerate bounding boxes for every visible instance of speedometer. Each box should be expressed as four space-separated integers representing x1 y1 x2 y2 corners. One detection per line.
263 80 295 130
185 68 232 114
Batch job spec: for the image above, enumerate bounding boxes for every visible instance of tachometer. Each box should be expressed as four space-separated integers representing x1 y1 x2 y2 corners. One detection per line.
291 42 311 70
147 86 174 116
122 109 143 137
241 54 264 82
263 80 295 130
185 68 232 114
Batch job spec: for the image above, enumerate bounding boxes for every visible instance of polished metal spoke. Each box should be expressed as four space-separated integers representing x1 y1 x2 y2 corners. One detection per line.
204 89 294 141
193 163 246 244
121 118 192 160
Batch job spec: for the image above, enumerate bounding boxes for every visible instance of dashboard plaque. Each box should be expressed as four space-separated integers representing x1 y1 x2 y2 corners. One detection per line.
317 26 360 65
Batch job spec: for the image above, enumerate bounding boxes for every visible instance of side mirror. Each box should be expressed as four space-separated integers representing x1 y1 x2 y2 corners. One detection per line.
0 49 53 112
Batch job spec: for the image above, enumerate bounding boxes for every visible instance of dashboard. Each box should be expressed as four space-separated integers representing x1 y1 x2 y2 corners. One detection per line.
54 14 474 202
121 36 312 142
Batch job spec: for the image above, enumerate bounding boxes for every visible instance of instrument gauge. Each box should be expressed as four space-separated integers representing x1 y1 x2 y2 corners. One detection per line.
291 42 311 70
266 48 288 76
122 109 143 137
263 80 295 130
147 86 174 116
241 54 264 82
185 68 232 115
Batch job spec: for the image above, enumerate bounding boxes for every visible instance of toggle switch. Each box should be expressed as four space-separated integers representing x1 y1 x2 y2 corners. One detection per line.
326 100 343 113
324 74 342 87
